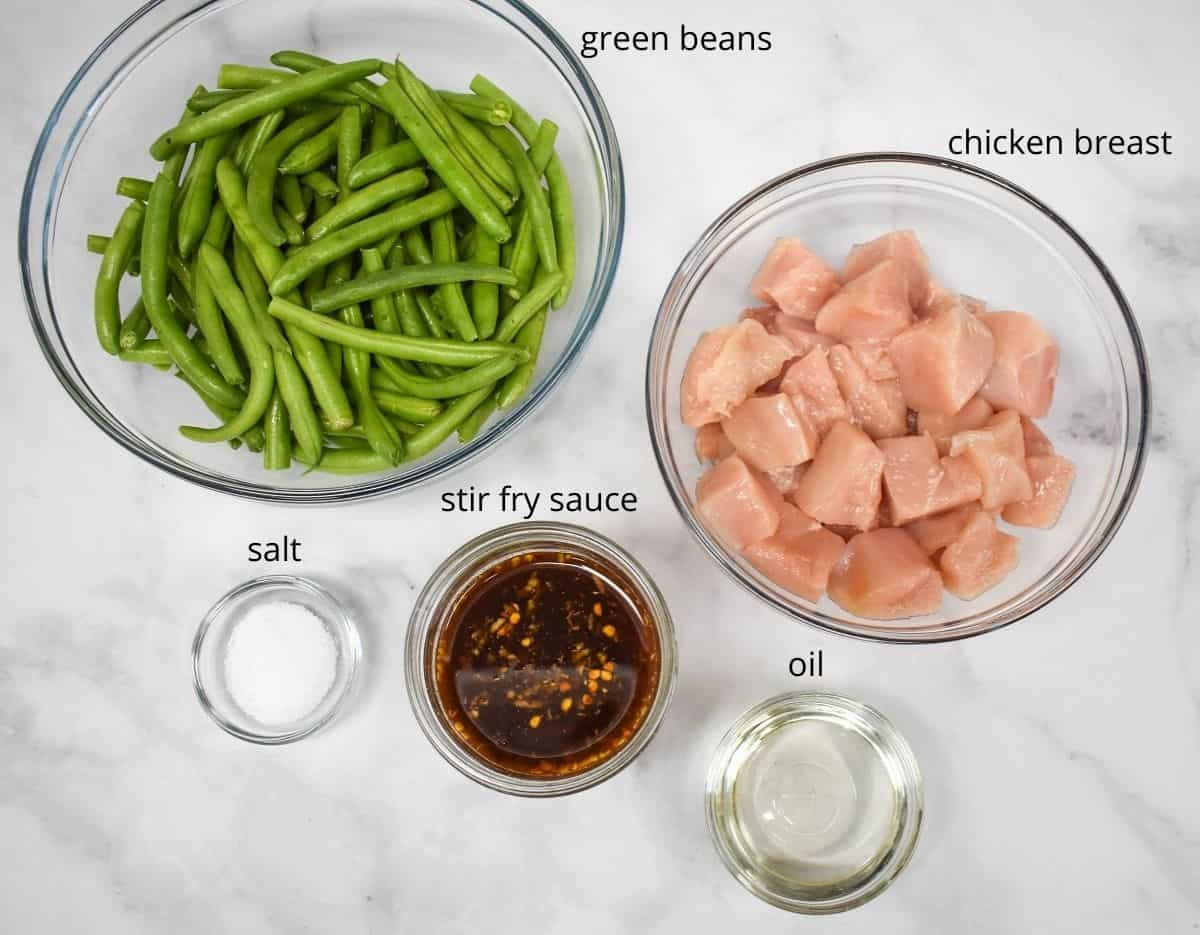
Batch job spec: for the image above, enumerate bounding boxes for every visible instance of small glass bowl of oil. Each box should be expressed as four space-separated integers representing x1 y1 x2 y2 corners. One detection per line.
705 691 923 913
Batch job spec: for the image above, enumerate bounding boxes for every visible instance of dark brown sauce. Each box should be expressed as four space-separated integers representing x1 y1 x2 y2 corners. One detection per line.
433 549 661 779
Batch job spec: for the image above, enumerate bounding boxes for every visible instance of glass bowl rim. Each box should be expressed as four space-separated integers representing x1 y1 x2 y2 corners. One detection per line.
404 520 679 797
19 0 626 503
191 573 362 744
645 151 1151 645
703 689 924 914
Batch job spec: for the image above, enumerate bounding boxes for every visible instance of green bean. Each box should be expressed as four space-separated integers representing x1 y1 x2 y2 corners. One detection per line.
180 244 275 442
269 50 387 111
402 226 434 265
162 96 201 185
385 244 450 378
151 59 380 160
202 201 232 252
140 174 245 408
279 173 307 222
118 298 151 350
87 234 111 254
405 386 493 459
369 352 523 399
437 90 511 126
504 209 539 303
273 204 305 245
307 170 427 242
188 88 246 112
336 105 362 199
471 75 574 307
116 177 153 201
94 200 146 354
270 189 457 295
233 110 285 173
368 108 395 153
496 308 546 409
457 391 497 443
269 297 527 366
427 209 478 341
263 389 291 470
288 320 354 431
177 372 265 452
311 262 515 314
346 140 423 189
470 228 501 339
388 62 515 211
378 75 510 244
247 108 339 246
295 447 393 474
372 389 443 422
360 247 400 332
167 250 196 298
495 269 564 343
486 125 556 275
438 99 518 195
216 64 361 107
300 170 339 200
118 339 172 368
278 121 338 175
528 119 559 174
193 260 245 385
176 131 233 257
230 234 290 355
273 347 323 463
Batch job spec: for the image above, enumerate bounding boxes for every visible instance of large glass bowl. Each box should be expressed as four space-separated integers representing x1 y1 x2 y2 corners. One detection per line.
20 0 623 502
647 154 1149 643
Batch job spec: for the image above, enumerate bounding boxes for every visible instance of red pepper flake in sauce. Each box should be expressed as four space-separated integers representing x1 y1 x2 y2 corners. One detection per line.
434 549 661 778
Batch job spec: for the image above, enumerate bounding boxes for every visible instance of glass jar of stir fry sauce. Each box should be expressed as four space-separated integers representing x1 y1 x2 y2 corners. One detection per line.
407 523 677 796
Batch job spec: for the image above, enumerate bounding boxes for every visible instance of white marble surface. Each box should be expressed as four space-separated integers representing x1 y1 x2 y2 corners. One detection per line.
3 0 1198 931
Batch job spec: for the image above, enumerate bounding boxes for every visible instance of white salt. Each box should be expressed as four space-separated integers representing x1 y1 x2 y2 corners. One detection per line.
224 601 337 726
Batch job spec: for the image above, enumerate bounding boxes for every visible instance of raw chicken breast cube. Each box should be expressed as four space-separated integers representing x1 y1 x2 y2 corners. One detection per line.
721 394 820 472
780 349 850 437
1019 415 1055 457
843 230 932 309
828 345 908 439
740 307 836 357
815 259 914 343
924 284 986 318
919 395 994 455
939 511 1019 600
1002 454 1075 528
765 464 807 495
877 434 984 524
695 423 735 463
681 319 793 427
949 410 1033 510
848 339 898 380
751 239 841 320
696 455 782 550
905 503 982 555
791 421 885 530
978 311 1059 417
744 505 847 602
827 528 943 620
888 296 995 415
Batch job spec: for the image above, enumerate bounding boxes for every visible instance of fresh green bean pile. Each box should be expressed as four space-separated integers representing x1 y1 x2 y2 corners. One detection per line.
90 54 575 475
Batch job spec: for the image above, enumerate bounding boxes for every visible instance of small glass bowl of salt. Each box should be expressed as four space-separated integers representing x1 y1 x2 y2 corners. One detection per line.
193 575 361 744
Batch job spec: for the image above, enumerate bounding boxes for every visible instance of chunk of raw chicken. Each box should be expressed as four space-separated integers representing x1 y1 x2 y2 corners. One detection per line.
939 511 1019 600
1002 454 1075 528
695 423 735 463
904 503 982 555
978 311 1059 417
828 345 908 439
816 259 914 343
751 239 841 320
877 434 983 525
681 319 793 427
765 464 807 495
949 410 1033 510
888 295 995 415
740 307 836 358
827 528 943 620
779 349 850 437
791 421 885 530
696 455 782 550
919 395 994 455
721 393 819 472
848 339 898 380
743 504 847 601
923 283 986 318
843 230 932 309
1019 415 1055 457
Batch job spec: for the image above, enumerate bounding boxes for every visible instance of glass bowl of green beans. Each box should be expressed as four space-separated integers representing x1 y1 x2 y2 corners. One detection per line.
20 0 623 502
